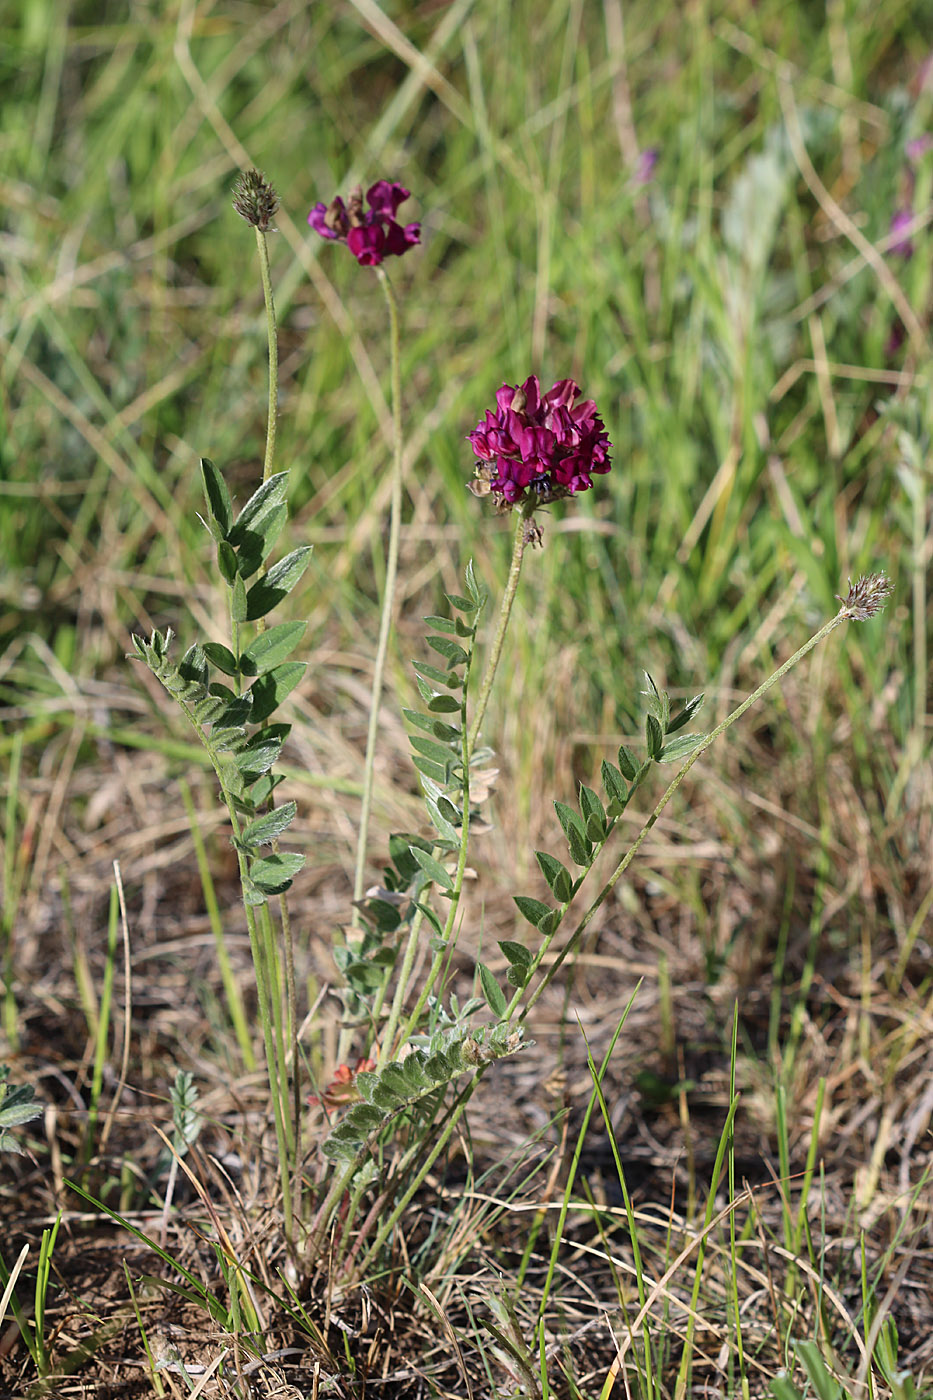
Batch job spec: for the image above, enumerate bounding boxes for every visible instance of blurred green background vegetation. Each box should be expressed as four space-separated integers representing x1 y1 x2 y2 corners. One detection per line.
1 0 930 937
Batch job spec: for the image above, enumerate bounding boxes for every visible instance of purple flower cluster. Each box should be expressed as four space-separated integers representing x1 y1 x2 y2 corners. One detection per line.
468 375 612 508
308 181 420 266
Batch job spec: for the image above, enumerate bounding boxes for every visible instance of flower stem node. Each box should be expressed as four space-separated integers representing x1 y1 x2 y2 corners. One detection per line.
468 374 612 510
232 169 279 232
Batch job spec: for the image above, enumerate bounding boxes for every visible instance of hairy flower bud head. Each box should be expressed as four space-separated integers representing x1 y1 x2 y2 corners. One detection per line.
468 375 612 510
308 180 420 267
838 574 894 620
232 169 279 232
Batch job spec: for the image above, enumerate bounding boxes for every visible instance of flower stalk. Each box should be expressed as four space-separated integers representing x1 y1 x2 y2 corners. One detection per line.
353 268 405 913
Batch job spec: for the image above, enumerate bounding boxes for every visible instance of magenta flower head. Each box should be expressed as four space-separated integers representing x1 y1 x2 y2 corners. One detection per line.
468 375 612 510
308 181 420 267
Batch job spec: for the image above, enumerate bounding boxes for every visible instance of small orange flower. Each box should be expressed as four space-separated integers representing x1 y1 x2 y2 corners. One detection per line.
308 1057 377 1110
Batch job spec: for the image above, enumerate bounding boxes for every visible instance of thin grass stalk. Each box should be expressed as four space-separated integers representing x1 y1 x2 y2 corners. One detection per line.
352 267 404 915
84 885 118 1156
1 729 23 1048
726 1008 750 1400
673 1091 740 1400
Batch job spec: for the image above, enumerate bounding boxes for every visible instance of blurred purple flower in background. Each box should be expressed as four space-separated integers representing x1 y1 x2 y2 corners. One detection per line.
633 148 659 185
889 208 915 257
468 375 612 509
308 181 420 266
906 133 933 164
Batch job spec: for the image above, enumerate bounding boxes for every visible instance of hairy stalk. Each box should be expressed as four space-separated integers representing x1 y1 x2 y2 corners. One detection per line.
395 663 481 1048
253 217 300 1216
513 605 857 1021
356 1078 475 1273
467 503 533 759
353 269 404 917
173 693 294 1238
382 640 476 1059
255 226 278 484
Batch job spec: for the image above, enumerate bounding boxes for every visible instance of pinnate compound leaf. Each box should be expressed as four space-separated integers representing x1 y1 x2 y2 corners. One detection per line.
437 796 461 825
579 784 605 824
410 735 458 765
413 756 450 784
424 796 459 844
465 559 487 607
234 728 286 776
231 573 248 623
202 642 239 676
601 759 628 807
216 541 238 584
414 660 460 689
617 745 639 781
240 801 297 848
554 801 591 865
642 672 670 727
235 503 289 579
478 963 508 1018
248 851 305 893
499 940 532 968
201 458 233 539
246 547 313 620
535 850 573 903
229 472 288 543
402 709 460 742
668 693 705 734
658 733 707 763
241 620 306 676
513 896 552 929
410 847 454 890
579 785 606 839
249 661 305 723
445 592 476 613
427 694 461 714
345 1104 384 1134
178 644 209 689
427 636 469 666
423 615 457 634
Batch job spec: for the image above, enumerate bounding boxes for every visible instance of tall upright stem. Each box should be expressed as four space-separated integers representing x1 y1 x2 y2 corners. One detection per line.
353 268 404 910
254 227 278 483
467 504 533 759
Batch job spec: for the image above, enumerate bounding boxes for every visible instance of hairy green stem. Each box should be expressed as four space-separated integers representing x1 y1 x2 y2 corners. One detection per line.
174 695 294 1238
357 1079 474 1272
467 504 533 759
255 226 278 483
254 221 301 1221
353 268 404 915
394 650 477 1051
